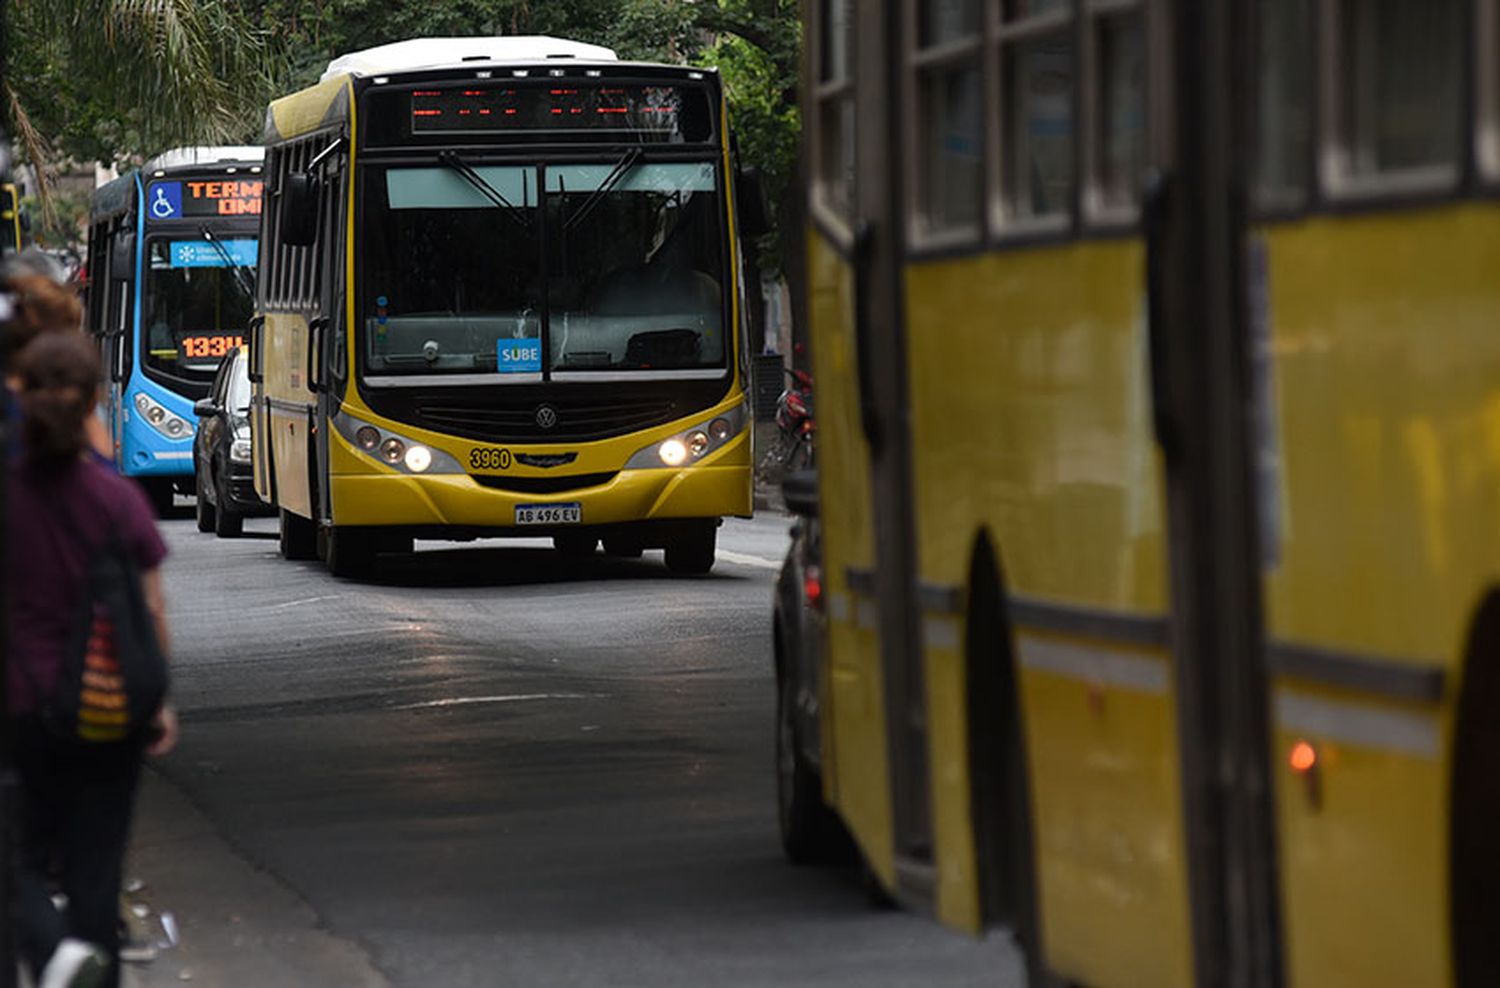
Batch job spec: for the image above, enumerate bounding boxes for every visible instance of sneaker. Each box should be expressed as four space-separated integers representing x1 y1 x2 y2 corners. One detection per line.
39 938 109 988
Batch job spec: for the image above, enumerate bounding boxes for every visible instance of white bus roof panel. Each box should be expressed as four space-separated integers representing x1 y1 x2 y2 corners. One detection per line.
323 36 618 81
143 146 265 172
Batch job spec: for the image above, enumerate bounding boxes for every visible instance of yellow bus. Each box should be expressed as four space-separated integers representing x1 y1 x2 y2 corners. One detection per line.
253 36 761 577
785 1 1500 985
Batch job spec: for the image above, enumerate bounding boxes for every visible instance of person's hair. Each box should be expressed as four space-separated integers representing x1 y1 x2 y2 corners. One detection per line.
15 332 100 467
1 272 83 364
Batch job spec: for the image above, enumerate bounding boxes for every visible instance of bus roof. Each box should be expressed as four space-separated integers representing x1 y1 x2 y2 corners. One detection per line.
141 146 265 173
321 36 618 81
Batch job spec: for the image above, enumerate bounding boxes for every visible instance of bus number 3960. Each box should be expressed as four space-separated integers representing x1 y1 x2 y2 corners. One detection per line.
469 447 512 470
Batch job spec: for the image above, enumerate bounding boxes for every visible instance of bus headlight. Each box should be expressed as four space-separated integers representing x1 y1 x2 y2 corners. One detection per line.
133 392 192 441
404 445 433 473
330 411 465 476
626 402 749 470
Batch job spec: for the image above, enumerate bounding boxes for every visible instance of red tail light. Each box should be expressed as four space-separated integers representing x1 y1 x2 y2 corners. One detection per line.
803 566 823 610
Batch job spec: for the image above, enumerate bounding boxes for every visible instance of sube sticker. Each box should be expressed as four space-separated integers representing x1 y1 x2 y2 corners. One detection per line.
498 338 541 373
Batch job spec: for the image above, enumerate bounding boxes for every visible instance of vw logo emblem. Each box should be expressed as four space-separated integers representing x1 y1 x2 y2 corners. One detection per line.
534 404 559 430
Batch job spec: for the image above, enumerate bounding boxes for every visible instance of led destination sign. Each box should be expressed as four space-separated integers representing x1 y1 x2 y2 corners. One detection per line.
408 84 707 138
147 179 263 221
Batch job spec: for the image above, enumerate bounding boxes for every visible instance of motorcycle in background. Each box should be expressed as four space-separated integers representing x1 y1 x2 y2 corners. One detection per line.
758 367 814 482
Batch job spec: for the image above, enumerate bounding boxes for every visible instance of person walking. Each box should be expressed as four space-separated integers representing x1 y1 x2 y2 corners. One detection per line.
7 332 177 988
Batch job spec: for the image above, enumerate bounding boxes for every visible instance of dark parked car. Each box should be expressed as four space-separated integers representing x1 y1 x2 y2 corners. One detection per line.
772 469 848 863
192 346 269 537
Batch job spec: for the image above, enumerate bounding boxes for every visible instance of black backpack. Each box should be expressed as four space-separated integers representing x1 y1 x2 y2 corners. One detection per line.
30 492 169 744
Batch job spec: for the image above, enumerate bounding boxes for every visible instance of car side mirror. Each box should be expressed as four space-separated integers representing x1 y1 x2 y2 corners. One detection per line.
192 398 219 418
279 172 320 247
782 468 819 518
737 166 770 239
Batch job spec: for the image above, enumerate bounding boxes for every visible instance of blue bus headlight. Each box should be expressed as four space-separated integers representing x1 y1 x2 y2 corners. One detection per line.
134 392 192 440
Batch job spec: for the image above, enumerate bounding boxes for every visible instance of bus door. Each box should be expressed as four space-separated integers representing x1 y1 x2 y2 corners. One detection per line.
809 0 934 903
311 140 346 529
103 228 137 461
1148 1 1282 984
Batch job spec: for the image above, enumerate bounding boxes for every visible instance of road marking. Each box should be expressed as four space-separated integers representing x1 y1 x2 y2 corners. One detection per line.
391 693 594 711
269 595 340 611
716 550 781 571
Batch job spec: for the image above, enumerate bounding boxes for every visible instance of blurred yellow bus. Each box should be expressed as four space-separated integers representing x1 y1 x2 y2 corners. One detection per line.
1 182 27 253
253 37 762 577
785 1 1500 985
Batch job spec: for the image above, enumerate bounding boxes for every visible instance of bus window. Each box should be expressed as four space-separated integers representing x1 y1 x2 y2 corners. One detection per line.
999 1 1075 223
143 238 257 380
1091 5 1146 214
914 1 983 238
361 165 542 376
815 0 856 223
546 162 726 372
1338 0 1463 179
1255 0 1313 210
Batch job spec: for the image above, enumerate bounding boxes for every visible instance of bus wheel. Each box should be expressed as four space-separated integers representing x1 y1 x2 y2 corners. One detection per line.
278 509 317 561
325 527 375 579
144 478 175 518
195 471 216 534
603 536 643 558
665 522 717 575
554 534 598 557
776 637 846 865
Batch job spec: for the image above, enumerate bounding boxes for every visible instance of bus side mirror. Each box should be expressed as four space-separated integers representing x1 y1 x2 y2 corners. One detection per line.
280 173 320 247
109 232 134 280
738 166 771 239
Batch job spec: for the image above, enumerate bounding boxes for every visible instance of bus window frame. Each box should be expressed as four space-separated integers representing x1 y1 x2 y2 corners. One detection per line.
1477 0 1500 182
809 0 860 248
1316 0 1466 203
991 4 1077 240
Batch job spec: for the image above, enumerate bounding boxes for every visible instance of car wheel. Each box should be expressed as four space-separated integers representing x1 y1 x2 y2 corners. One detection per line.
776 649 846 865
195 469 216 533
554 534 598 557
325 526 375 579
664 522 716 575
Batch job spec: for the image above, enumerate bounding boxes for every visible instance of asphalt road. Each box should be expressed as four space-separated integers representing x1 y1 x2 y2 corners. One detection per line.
150 511 1019 986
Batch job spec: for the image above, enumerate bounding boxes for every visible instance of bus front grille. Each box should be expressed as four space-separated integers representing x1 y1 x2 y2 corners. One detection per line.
471 472 619 494
414 397 680 443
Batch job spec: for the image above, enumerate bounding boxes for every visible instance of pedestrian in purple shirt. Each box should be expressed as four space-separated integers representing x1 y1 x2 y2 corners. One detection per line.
7 333 177 988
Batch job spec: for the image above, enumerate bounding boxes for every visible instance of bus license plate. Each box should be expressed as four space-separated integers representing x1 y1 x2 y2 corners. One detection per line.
515 503 581 526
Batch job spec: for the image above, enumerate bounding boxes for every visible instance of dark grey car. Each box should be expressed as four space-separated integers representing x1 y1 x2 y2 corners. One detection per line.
192 346 270 537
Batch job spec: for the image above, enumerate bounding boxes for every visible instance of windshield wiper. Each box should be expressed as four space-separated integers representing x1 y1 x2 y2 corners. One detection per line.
199 226 256 300
438 150 532 233
564 147 643 233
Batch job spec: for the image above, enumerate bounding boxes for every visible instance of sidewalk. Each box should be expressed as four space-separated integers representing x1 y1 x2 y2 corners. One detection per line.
120 768 389 987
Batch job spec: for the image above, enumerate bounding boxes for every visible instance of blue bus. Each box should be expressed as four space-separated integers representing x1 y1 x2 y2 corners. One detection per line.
85 147 264 514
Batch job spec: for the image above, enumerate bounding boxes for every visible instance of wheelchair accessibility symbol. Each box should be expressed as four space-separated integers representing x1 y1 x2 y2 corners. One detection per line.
149 182 182 220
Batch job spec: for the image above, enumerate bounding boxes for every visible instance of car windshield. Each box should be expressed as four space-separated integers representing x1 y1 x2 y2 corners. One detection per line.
143 237 257 381
360 160 725 379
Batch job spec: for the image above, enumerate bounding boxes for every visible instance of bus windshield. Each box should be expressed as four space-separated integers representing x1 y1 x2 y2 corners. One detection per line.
360 159 725 379
143 237 257 381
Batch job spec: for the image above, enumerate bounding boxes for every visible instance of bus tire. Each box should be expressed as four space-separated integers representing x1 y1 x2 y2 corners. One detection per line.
603 536 643 558
1452 590 1500 986
278 509 317 561
665 522 716 575
325 527 375 579
554 534 598 557
776 633 846 865
195 472 216 533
